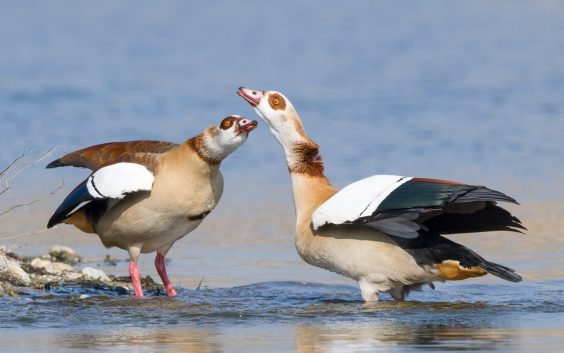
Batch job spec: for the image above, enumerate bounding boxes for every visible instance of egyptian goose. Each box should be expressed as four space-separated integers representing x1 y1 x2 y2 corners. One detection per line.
238 88 524 302
46 116 258 298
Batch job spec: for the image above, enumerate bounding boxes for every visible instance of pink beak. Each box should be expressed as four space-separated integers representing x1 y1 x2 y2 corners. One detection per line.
237 87 265 107
237 117 258 133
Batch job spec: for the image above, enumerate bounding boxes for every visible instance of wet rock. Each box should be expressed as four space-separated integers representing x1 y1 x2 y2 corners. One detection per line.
112 276 133 283
114 285 130 294
5 266 31 284
31 258 52 269
49 245 82 264
1 250 136 293
49 245 76 255
65 273 83 281
5 251 28 263
28 258 53 275
81 267 110 282
0 257 21 270
21 263 49 276
50 262 74 273
0 254 27 285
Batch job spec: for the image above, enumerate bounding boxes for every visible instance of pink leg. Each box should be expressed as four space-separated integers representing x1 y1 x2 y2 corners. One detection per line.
155 254 177 296
129 261 144 298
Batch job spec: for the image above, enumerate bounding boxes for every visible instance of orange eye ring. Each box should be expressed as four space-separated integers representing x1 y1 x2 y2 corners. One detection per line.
225 121 230 127
273 99 279 105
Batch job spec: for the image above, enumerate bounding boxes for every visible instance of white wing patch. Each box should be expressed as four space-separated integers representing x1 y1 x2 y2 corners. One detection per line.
312 175 412 230
86 163 154 199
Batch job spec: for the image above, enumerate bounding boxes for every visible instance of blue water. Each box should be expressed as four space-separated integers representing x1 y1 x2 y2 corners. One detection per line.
1 1 563 200
2 281 564 352
1 1 564 352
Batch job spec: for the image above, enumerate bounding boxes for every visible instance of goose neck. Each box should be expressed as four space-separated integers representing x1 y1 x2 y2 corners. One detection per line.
289 169 337 223
165 139 222 176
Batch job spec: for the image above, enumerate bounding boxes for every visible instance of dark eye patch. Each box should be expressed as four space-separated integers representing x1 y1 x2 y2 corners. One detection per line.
220 116 239 130
268 94 286 111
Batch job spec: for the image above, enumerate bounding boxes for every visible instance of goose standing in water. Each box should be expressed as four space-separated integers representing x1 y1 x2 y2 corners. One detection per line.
238 87 524 302
47 116 258 298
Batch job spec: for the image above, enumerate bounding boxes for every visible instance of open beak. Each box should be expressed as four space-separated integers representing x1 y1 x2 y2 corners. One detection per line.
237 87 265 107
237 117 258 133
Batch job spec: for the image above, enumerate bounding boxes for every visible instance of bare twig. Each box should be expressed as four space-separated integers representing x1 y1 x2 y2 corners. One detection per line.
0 150 31 178
0 225 63 242
0 182 65 217
0 252 11 268
196 275 205 290
0 147 66 253
0 151 40 184
0 147 61 189
0 184 11 197
0 242 26 268
10 242 28 251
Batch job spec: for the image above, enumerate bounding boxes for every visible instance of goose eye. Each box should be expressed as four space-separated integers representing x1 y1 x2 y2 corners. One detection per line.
273 99 279 105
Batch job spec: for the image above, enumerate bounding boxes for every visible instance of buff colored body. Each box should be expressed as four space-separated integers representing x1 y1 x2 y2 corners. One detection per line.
48 116 258 298
290 162 444 301
95 142 224 255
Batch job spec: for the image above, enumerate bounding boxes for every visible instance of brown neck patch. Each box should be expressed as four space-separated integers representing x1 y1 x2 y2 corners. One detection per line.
288 142 325 177
186 133 222 165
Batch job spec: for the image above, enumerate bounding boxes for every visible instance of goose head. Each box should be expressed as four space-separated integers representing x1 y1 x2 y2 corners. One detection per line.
201 115 257 162
237 87 309 150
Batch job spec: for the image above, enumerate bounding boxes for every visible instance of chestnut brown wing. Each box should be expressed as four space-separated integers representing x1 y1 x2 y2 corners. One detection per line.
46 140 179 171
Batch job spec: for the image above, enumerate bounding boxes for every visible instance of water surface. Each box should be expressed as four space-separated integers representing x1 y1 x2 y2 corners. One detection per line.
1 1 564 352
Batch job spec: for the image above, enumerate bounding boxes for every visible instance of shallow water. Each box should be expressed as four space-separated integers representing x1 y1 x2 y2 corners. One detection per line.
2 281 564 352
1 1 564 352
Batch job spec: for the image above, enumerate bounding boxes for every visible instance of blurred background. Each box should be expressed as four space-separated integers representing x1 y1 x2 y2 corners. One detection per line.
1 1 564 350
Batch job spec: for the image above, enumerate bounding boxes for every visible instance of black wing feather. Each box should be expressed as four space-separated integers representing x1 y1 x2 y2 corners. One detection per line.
374 181 475 212
392 232 522 282
348 180 524 235
423 202 526 234
343 179 524 283
456 188 519 204
47 180 94 228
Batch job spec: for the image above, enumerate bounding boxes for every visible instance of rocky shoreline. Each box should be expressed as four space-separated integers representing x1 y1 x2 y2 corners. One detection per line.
0 245 164 298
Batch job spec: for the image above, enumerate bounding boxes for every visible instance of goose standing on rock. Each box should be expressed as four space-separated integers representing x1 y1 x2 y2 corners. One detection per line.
46 116 258 298
238 87 524 302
